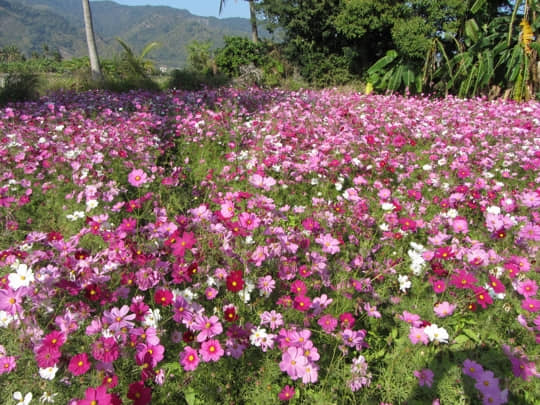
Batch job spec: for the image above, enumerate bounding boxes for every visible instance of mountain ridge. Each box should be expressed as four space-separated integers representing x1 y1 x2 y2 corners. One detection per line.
1 0 259 68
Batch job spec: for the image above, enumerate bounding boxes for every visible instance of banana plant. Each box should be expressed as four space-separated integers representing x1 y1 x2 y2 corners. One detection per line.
116 38 161 78
367 50 423 94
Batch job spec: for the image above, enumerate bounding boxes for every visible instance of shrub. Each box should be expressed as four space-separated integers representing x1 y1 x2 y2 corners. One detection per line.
0 71 39 104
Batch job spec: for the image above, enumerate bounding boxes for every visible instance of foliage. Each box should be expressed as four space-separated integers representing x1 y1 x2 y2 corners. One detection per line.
0 70 39 104
214 36 290 87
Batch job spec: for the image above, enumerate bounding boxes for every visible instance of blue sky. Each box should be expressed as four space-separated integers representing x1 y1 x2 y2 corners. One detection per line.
98 1 251 18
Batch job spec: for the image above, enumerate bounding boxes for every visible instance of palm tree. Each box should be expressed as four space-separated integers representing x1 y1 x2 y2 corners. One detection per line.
82 0 103 81
219 0 259 43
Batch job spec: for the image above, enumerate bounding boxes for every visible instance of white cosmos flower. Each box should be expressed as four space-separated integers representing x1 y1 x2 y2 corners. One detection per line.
0 310 14 327
39 366 58 380
40 391 58 403
142 308 161 328
8 264 34 290
398 275 411 292
13 392 33 405
424 324 449 343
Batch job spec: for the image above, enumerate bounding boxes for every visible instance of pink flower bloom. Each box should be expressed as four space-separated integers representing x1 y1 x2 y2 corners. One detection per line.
103 305 136 333
293 295 311 312
318 314 338 333
193 314 223 342
452 217 469 234
220 201 235 219
279 346 308 380
474 370 499 393
179 346 199 371
257 275 275 295
409 327 429 345
315 233 340 254
171 231 196 258
78 385 112 405
92 337 119 363
260 310 284 330
0 287 25 315
128 169 149 187
515 279 538 297
278 385 295 401
290 279 307 295
521 298 540 313
302 361 319 383
0 356 16 374
200 339 224 362
399 311 422 327
414 368 434 387
431 278 447 294
434 301 457 318
68 352 91 376
450 269 477 289
462 359 484 380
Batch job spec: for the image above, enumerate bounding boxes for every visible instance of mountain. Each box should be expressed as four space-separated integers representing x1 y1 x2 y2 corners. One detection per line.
0 0 260 68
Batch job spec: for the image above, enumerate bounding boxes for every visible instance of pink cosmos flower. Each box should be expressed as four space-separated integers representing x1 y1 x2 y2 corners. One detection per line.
315 233 340 254
434 301 457 318
302 361 319 383
92 336 119 363
431 278 447 294
399 311 422 327
0 287 25 315
293 295 311 312
278 385 295 401
179 346 199 371
200 339 224 362
515 279 538 297
521 298 540 313
279 346 308 380
318 314 338 333
257 275 275 295
193 314 223 342
450 269 477 289
128 169 149 187
409 327 429 345
0 356 16 374
79 385 112 405
171 231 196 257
260 310 284 330
103 305 136 333
68 352 91 376
220 201 235 219
452 217 469 234
462 359 484 380
414 368 434 387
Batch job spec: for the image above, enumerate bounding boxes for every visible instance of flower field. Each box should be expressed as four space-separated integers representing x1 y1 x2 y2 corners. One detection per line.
0 88 539 404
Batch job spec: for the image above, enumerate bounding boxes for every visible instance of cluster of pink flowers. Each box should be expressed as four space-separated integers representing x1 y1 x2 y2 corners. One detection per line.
463 360 508 405
0 87 538 403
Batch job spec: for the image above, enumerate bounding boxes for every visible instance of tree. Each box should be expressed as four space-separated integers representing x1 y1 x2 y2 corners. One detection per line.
82 0 102 81
219 0 259 43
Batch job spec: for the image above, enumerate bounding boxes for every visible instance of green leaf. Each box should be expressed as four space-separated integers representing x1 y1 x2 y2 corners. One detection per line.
465 19 480 42
367 50 398 75
530 43 540 53
470 0 486 14
402 66 415 90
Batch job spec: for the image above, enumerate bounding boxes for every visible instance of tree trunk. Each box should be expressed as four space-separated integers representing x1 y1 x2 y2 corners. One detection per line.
82 0 103 81
248 0 259 43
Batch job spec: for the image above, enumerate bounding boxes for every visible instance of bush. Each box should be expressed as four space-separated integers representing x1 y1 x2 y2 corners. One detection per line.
0 71 39 104
167 69 228 91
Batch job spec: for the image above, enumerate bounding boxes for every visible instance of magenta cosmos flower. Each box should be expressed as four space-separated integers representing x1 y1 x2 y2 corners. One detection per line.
200 339 224 362
128 169 149 187
79 385 112 405
68 352 91 376
278 385 295 401
179 346 199 371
